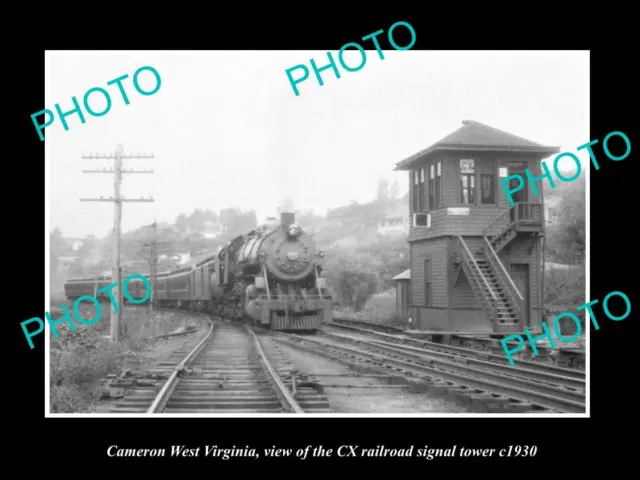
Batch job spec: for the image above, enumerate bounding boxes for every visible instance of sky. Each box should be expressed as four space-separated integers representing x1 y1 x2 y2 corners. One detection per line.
45 50 589 239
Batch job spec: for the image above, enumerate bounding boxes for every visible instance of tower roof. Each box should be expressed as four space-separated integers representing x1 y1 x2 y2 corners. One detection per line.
394 120 561 171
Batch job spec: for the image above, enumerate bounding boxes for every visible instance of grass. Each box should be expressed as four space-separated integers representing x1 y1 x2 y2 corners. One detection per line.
334 288 405 329
48 292 195 413
543 265 586 346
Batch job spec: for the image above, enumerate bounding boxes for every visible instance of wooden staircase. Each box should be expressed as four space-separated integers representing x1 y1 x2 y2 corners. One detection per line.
457 202 542 333
458 237 522 332
488 223 517 253
484 202 543 253
475 254 519 326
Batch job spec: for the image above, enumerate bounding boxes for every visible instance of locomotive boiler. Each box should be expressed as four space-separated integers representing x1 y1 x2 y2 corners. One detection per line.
210 211 332 331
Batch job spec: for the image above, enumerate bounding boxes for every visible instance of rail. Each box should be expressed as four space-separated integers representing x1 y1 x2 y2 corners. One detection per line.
245 326 304 413
458 236 497 302
482 208 511 240
280 331 584 413
146 317 215 413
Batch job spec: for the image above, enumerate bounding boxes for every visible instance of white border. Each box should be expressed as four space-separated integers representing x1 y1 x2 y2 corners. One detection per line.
44 50 590 418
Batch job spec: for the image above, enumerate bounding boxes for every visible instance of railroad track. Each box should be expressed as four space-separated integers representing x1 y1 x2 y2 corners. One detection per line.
323 323 585 381
330 317 586 370
109 316 331 414
272 328 586 414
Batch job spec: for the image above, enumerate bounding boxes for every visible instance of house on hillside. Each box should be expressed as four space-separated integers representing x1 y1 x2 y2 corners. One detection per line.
157 223 180 234
63 237 84 253
203 221 225 239
378 205 410 236
544 194 561 225
176 252 191 265
56 256 77 278
394 119 560 334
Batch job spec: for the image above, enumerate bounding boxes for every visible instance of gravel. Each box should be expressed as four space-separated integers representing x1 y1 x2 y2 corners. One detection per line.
272 340 469 414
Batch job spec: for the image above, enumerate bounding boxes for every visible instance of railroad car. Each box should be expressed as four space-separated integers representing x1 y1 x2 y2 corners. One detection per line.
62 211 332 332
64 274 114 302
64 273 152 304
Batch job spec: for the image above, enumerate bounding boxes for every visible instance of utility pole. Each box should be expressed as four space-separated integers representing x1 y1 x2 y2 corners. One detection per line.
136 221 173 314
80 145 154 342
148 221 157 314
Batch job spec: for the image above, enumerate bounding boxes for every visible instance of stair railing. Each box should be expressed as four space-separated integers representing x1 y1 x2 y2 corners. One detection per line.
458 236 497 303
515 202 542 225
482 206 514 244
483 236 523 320
483 236 524 301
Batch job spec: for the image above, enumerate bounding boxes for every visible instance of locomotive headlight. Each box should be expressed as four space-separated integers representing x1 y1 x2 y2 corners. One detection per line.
287 223 302 237
318 251 324 258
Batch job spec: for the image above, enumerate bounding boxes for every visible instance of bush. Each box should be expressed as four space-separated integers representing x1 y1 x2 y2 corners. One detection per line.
544 265 586 337
323 233 409 312
50 332 125 413
49 306 190 413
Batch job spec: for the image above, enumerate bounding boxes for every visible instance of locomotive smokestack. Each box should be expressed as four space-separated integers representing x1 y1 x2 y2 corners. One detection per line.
281 211 295 229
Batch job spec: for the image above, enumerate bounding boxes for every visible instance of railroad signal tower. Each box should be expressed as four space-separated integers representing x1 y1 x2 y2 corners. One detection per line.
80 144 154 342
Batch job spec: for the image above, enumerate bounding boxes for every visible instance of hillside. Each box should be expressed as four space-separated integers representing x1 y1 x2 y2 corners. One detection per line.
50 179 410 283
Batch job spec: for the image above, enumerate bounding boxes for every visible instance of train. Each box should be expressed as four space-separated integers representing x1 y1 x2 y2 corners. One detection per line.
64 211 333 331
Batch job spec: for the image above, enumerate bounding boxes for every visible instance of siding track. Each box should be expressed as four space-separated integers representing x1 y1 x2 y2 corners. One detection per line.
330 318 585 370
274 328 586 414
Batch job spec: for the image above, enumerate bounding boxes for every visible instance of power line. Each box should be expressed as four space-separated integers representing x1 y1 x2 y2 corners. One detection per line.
80 144 154 342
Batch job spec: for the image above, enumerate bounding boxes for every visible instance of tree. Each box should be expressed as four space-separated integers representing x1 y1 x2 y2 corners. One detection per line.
203 209 218 223
219 207 242 227
188 209 206 231
243 210 258 231
297 209 324 228
175 213 188 231
546 177 585 263
50 227 65 255
389 178 399 200
376 177 389 203
50 227 65 285
219 207 257 234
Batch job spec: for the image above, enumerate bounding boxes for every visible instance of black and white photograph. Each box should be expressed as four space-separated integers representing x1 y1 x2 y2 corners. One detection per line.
45 50 588 417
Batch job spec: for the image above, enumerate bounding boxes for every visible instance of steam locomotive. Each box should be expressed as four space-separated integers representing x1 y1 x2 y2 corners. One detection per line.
63 211 333 331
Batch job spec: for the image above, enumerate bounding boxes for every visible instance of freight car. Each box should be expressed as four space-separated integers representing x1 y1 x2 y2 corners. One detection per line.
63 211 332 332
